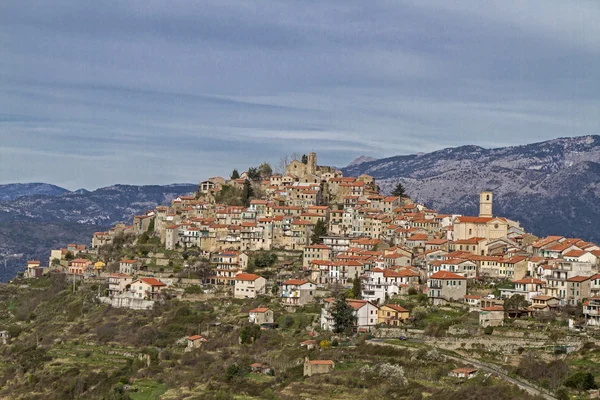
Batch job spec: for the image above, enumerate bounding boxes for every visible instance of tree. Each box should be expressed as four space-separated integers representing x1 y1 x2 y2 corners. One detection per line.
311 219 327 244
301 154 308 164
147 218 155 233
64 251 74 261
242 180 254 206
247 167 261 181
504 294 529 311
231 169 240 179
391 182 406 197
352 272 362 300
331 292 357 334
564 371 598 391
258 162 273 179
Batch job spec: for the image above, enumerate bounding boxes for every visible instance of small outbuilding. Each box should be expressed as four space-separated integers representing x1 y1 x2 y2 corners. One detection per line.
187 335 207 349
449 367 478 379
304 357 334 377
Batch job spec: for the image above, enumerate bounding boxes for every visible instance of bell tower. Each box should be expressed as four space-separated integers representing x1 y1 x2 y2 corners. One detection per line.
479 191 493 218
308 152 317 175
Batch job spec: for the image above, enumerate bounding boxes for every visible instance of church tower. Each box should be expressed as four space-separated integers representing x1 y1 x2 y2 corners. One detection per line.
308 152 317 175
479 191 493 218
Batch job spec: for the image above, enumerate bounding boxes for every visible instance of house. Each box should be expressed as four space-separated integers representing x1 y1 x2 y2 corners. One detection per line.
300 340 318 350
427 271 467 304
304 357 335 377
584 297 600 326
531 295 560 312
378 304 410 326
566 276 592 306
281 280 316 306
69 258 91 275
449 368 478 379
130 278 167 300
187 335 207 349
24 260 44 279
464 295 482 311
479 306 505 327
250 363 272 375
107 273 133 296
119 259 138 275
249 307 274 325
234 274 267 299
303 244 332 269
321 298 379 332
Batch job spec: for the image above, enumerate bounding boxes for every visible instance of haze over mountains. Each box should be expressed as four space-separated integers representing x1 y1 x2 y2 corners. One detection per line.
343 135 600 244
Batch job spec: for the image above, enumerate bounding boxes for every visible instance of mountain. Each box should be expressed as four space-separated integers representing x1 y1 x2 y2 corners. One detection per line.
342 135 600 243
0 183 197 282
347 155 378 167
0 183 70 201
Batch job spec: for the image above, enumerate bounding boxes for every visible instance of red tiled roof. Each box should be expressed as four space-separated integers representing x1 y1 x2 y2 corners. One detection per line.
283 279 310 286
139 278 166 287
235 273 262 281
430 271 466 280
249 307 270 313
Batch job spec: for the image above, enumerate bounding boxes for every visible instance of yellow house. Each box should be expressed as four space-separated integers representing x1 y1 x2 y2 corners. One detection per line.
94 261 106 271
378 304 410 326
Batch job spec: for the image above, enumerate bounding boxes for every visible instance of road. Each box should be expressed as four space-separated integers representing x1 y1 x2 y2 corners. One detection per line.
367 339 557 400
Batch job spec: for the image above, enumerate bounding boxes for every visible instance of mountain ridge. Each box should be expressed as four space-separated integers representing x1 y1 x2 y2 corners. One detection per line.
342 135 600 243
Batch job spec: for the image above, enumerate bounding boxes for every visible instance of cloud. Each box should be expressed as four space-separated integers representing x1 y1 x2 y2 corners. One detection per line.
0 0 598 189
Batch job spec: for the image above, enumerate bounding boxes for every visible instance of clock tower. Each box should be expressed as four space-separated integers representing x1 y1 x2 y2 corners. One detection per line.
479 191 493 218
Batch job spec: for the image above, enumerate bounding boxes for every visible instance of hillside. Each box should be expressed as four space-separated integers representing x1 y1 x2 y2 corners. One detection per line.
0 184 196 282
342 135 600 242
0 183 70 201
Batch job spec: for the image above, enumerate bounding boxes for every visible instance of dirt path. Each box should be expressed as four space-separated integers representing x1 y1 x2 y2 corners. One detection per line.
367 339 557 400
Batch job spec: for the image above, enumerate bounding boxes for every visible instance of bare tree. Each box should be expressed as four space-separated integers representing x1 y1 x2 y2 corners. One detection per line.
276 153 302 174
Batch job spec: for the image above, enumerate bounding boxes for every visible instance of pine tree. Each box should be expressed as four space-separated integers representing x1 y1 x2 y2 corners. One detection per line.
242 180 254 206
231 169 240 179
301 154 308 164
352 272 362 300
311 219 327 244
331 292 357 334
391 182 406 197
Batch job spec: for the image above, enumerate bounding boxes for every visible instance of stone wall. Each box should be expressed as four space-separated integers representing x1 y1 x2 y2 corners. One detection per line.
98 296 155 310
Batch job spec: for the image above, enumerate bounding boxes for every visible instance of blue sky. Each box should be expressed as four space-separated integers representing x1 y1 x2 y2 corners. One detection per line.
1 0 599 190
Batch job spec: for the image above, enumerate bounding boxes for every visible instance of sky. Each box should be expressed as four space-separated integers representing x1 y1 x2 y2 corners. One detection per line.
1 0 599 190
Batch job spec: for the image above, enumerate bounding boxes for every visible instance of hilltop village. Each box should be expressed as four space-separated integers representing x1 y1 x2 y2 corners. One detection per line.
4 153 600 399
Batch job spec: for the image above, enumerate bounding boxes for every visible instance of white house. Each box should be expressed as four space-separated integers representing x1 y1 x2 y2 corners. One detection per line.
321 298 379 332
107 273 133 296
234 274 266 299
130 277 166 300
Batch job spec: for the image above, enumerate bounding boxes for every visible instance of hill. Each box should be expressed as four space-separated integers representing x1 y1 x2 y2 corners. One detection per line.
0 183 70 201
342 135 600 242
0 183 197 281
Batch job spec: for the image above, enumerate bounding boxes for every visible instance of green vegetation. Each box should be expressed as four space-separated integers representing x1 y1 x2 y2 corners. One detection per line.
310 219 327 244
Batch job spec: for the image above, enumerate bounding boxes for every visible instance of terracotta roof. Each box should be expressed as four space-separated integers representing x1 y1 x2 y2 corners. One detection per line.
481 306 504 312
139 278 166 287
187 335 207 341
308 359 334 365
430 271 466 280
249 307 270 313
283 279 310 286
235 273 262 281
382 304 409 312
567 275 592 283
513 277 545 285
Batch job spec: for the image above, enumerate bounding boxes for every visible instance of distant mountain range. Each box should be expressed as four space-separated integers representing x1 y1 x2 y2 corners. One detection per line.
342 135 600 244
0 183 70 201
0 183 196 282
